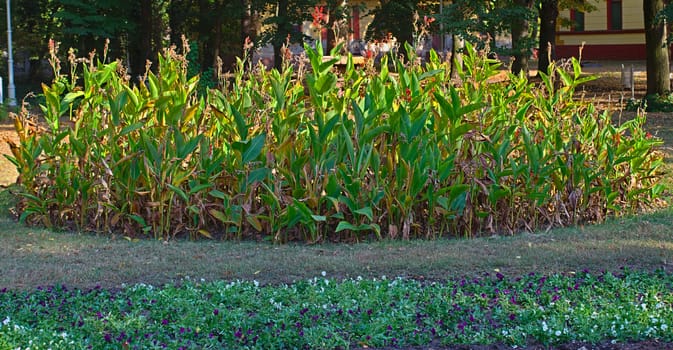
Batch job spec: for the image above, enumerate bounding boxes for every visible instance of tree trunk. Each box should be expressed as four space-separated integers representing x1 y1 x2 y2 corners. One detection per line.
511 0 533 75
130 0 153 78
537 0 558 75
644 0 670 95
450 34 464 80
274 0 289 70
238 0 257 67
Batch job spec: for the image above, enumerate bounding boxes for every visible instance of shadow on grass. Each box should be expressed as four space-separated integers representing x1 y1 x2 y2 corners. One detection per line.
1 190 672 291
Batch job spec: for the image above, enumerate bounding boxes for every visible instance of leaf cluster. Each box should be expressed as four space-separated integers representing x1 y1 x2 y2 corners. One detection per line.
7 41 665 241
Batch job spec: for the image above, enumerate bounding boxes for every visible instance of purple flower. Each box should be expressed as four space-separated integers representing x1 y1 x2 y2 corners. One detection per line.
496 272 504 280
161 319 169 325
179 327 186 334
104 333 112 343
213 309 219 316
509 313 516 321
552 294 560 302
367 309 372 316
234 328 243 338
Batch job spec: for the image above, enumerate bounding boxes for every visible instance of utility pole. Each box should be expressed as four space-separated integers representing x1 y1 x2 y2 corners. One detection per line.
6 0 16 106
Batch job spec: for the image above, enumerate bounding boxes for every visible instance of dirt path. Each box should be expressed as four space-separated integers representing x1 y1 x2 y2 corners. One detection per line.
0 119 18 186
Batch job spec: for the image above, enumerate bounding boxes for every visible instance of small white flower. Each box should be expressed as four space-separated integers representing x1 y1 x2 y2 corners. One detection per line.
555 330 561 336
2 316 9 326
321 271 327 277
662 324 669 331
542 321 548 332
253 280 259 287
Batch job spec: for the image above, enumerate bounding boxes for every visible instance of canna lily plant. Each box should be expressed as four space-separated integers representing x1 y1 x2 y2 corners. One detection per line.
6 38 665 242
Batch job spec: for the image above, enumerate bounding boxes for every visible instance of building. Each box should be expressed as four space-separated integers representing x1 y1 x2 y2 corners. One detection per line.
556 0 646 60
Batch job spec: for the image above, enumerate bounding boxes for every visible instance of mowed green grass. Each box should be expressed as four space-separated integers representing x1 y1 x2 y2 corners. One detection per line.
1 179 672 290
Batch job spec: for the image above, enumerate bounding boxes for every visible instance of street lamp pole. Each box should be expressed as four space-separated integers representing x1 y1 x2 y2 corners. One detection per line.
6 0 15 106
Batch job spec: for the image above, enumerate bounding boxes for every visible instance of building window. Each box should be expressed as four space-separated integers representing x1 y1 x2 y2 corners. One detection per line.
608 0 622 30
571 10 585 31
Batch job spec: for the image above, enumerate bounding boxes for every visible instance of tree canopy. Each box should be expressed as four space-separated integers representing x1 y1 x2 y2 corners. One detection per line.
0 0 664 86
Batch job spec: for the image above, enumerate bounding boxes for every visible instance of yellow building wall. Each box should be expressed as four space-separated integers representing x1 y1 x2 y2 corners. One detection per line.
583 5 606 31
622 0 644 29
558 0 644 32
557 32 644 46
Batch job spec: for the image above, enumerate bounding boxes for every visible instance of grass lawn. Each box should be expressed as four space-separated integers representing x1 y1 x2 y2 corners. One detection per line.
1 173 673 349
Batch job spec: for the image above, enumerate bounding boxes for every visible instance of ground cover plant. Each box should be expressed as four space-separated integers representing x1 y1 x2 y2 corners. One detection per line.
1 269 672 349
5 39 666 242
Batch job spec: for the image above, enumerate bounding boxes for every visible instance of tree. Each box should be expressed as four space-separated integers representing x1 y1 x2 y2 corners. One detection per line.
365 0 417 45
536 0 558 75
0 0 61 82
257 0 318 70
644 0 670 95
510 0 535 75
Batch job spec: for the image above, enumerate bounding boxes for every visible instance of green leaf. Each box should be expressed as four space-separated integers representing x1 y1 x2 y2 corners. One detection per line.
167 184 188 202
209 190 226 200
242 133 266 164
231 105 248 140
353 207 373 221
120 122 145 136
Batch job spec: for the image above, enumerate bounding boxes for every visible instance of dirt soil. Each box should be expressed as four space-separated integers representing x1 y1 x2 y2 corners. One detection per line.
0 119 18 186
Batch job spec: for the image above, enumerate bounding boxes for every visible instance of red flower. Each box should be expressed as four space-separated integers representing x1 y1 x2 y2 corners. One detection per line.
312 6 326 26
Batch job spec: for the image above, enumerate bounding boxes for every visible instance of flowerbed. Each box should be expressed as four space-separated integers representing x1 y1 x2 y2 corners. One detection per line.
1 269 672 349
7 41 665 241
